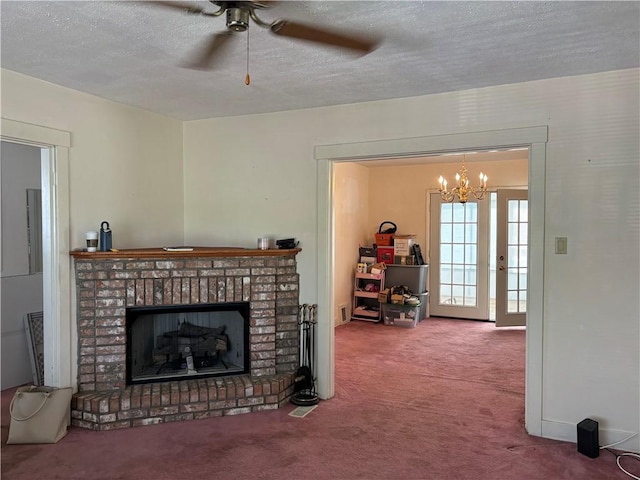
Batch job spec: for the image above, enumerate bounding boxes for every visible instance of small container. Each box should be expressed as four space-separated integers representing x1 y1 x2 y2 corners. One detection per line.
257 237 270 250
99 221 112 252
85 231 98 252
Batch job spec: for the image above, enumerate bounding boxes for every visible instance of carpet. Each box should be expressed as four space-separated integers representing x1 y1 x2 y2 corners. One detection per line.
1 318 633 479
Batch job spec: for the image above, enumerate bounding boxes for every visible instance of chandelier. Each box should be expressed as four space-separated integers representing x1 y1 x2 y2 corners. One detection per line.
438 155 488 204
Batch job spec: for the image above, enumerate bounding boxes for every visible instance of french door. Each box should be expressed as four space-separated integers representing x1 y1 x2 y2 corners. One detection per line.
495 189 528 327
429 194 490 319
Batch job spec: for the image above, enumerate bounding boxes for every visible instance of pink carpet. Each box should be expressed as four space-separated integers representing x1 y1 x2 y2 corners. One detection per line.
1 318 635 479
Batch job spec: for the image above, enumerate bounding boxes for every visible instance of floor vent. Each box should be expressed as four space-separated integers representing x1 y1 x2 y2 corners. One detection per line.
339 305 348 323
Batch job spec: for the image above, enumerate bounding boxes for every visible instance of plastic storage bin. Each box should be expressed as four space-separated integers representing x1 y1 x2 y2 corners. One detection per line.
384 264 429 294
381 303 420 328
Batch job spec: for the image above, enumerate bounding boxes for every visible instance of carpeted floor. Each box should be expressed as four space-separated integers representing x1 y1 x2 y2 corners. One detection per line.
1 318 634 479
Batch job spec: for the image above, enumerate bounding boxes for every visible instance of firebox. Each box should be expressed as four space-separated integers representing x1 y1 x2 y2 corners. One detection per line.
126 302 250 385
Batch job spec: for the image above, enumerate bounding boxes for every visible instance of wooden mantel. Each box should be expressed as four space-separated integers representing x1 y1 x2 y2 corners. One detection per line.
69 247 301 259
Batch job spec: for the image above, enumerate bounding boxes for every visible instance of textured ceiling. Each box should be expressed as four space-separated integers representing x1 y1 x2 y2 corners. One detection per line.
1 1 639 121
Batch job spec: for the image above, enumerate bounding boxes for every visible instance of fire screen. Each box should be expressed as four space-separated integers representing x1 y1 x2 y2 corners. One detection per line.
126 302 250 385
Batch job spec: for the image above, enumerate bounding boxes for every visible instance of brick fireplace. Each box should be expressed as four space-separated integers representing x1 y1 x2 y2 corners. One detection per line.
69 247 301 430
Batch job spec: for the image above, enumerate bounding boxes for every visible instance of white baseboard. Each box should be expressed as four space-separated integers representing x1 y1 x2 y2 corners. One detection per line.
540 419 639 453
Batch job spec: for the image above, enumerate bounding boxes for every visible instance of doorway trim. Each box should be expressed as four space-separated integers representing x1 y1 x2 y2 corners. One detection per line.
315 126 547 436
1 118 72 388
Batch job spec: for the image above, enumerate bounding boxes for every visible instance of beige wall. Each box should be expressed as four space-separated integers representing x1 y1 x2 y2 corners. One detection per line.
0 69 185 250
367 158 528 258
333 162 370 325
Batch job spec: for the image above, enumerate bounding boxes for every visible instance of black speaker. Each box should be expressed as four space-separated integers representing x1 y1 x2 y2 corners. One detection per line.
577 418 599 458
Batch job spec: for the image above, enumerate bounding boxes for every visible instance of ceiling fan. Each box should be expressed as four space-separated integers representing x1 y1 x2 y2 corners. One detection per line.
150 1 381 71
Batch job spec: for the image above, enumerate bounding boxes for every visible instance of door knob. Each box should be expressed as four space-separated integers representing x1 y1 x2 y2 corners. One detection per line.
499 265 506 271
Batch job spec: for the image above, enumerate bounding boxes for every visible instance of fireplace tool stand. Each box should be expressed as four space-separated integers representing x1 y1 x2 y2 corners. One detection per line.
291 303 319 406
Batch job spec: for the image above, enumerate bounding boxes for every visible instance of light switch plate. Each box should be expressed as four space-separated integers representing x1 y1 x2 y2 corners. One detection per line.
555 237 568 254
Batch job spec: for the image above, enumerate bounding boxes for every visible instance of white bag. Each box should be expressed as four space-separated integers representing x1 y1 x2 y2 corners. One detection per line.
7 385 73 444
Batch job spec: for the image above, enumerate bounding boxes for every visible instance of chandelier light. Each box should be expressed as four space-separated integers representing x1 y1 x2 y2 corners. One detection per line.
438 155 488 204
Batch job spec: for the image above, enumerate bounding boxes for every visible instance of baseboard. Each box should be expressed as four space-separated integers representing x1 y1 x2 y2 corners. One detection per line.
540 419 639 453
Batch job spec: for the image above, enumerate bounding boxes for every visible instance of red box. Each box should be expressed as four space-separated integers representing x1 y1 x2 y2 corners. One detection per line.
377 246 395 264
374 233 394 246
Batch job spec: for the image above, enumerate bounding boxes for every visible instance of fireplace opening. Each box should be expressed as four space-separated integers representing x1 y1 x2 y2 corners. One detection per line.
126 302 250 385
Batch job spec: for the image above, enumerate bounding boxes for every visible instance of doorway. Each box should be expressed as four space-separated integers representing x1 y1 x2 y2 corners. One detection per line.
316 126 548 436
0 118 72 388
0 141 44 388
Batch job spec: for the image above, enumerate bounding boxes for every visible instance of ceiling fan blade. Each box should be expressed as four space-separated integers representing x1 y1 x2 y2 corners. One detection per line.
270 20 379 54
183 32 234 70
144 1 206 15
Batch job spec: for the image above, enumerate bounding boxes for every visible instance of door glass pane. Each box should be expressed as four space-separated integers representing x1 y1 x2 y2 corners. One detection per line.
439 201 479 308
465 265 477 286
453 224 465 243
441 244 452 263
519 223 528 243
452 285 464 303
441 223 452 243
465 223 477 243
519 246 528 268
441 266 452 284
508 223 519 243
519 201 528 222
464 286 476 306
506 198 528 314
519 290 527 313
466 204 478 222
465 244 477 264
519 268 527 289
508 268 519 290
508 200 519 222
441 203 453 223
452 244 464 263
508 246 519 267
453 266 464 284
440 284 452 303
453 203 466 223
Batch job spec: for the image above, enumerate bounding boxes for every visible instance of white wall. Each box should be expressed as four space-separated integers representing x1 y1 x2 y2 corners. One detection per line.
1 141 43 388
334 162 370 325
183 69 639 451
1 66 637 451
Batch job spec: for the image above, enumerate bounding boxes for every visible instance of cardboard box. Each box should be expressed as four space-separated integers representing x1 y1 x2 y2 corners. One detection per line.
390 294 405 305
378 288 390 303
394 235 416 256
394 255 415 265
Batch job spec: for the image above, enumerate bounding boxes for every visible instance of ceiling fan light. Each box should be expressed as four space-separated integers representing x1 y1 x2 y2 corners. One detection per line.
227 7 249 32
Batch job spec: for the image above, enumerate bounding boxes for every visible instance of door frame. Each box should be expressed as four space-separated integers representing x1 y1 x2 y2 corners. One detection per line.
1 118 73 388
316 126 547 436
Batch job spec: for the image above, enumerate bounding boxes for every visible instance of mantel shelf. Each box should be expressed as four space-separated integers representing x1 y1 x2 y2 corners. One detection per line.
69 247 301 259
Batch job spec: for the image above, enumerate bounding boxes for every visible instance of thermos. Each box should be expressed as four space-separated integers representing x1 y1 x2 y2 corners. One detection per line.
99 221 112 252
